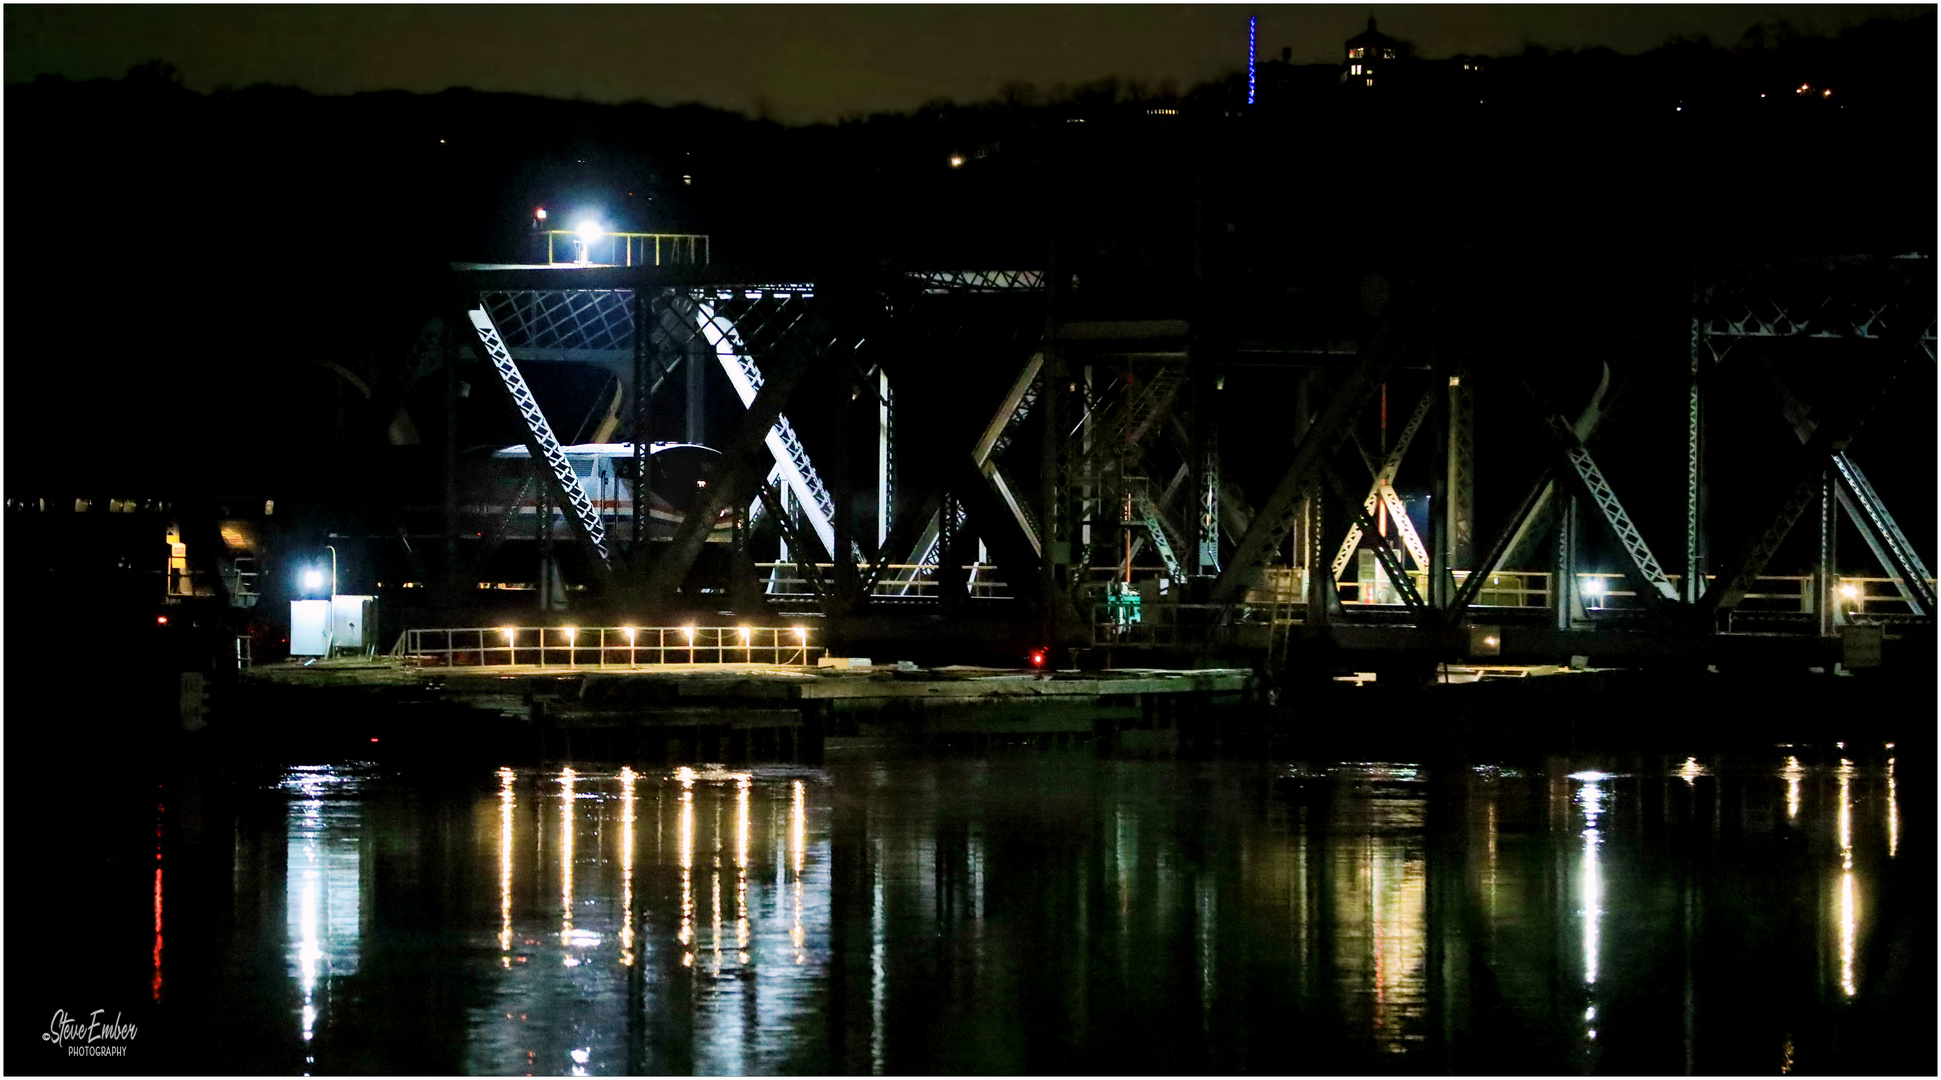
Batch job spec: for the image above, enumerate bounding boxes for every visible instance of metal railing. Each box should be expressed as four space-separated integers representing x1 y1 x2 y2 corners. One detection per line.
543 231 708 267
390 625 820 668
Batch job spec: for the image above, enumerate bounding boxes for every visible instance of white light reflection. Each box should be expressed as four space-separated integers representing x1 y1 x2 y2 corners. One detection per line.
498 768 514 961
1878 749 1894 862
620 767 636 966
560 767 576 965
1837 759 1856 997
679 767 695 968
1576 775 1607 1043
1782 756 1803 820
1678 756 1703 787
791 779 806 962
870 835 887 1076
711 793 723 976
153 798 164 1002
736 776 751 965
282 768 361 1056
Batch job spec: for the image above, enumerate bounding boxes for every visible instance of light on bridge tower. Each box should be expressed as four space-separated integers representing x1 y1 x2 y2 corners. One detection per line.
1247 16 1258 105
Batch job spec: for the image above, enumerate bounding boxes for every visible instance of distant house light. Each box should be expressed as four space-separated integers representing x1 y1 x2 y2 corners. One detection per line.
1351 63 1362 75
1348 46 1364 58
1366 78 1374 86
948 155 964 168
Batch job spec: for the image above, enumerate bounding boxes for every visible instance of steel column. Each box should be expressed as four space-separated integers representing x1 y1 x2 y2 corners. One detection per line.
1446 368 1475 569
632 289 651 556
1555 497 1580 630
877 367 892 550
1685 299 1706 603
1815 470 1837 637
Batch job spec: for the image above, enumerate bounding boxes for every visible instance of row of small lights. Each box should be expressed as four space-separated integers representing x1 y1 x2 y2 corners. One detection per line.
497 626 810 643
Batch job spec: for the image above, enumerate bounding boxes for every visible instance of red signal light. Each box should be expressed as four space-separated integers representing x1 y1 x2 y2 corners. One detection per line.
1030 649 1046 667
156 615 168 626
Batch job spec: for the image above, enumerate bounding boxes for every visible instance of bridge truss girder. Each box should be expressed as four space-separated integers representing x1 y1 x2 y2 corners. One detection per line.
1695 256 1930 620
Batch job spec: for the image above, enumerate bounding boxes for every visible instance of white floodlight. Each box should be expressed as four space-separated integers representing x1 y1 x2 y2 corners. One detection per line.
303 569 324 591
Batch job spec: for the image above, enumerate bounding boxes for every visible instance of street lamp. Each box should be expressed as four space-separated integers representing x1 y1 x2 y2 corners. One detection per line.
575 220 602 263
322 545 338 655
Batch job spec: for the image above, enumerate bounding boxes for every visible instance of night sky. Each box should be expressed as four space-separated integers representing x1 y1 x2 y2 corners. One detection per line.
5 4 1911 124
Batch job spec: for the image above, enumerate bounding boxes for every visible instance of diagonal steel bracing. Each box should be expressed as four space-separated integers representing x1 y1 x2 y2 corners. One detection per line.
467 308 615 583
902 355 1045 588
1444 467 1557 624
1830 453 1933 615
1534 408 1680 603
643 313 828 604
1330 387 1435 579
663 292 843 561
757 482 831 608
1318 458 1425 611
1701 327 1913 616
1498 363 1611 572
1211 281 1419 604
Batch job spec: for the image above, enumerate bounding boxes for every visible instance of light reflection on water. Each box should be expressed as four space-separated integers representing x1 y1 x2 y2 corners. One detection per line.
1576 775 1607 1047
238 749 1913 1074
1837 758 1857 999
278 766 365 1072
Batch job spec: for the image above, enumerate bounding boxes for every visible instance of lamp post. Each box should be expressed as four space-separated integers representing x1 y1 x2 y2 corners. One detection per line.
323 545 337 655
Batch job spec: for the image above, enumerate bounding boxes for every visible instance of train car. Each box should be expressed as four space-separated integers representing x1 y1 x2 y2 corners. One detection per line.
488 442 738 541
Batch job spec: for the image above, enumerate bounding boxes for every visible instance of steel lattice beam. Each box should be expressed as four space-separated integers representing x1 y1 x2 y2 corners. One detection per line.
908 269 1046 294
1831 453 1934 615
1535 409 1679 602
467 308 614 584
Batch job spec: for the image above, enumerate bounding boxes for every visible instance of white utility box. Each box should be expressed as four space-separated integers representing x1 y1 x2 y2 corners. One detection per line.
290 599 330 656
330 595 376 651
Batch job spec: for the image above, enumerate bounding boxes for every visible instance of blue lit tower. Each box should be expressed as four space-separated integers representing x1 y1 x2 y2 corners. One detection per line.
1248 16 1258 105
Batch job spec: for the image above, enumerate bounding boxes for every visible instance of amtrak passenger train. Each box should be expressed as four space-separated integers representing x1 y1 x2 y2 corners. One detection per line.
488 442 739 540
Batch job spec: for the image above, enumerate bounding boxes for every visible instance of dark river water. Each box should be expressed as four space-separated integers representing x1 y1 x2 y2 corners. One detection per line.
12 737 1931 1075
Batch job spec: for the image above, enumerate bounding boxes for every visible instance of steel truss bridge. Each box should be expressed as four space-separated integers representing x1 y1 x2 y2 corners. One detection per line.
423 254 1933 673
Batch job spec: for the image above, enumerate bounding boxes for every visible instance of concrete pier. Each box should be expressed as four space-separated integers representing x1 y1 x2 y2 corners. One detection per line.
241 658 1258 760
